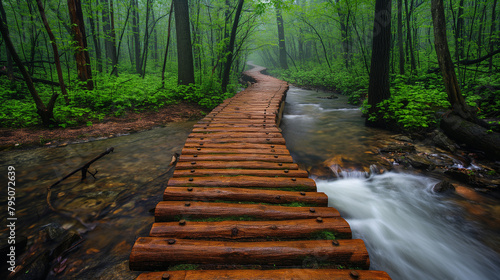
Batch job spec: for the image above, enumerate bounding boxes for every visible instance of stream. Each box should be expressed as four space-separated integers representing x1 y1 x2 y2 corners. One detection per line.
1 86 499 279
282 86 500 280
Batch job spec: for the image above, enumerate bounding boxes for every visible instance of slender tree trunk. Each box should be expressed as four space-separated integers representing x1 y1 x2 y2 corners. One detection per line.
489 0 498 71
173 0 195 85
102 0 118 76
276 7 288 69
88 0 102 73
36 0 69 104
366 0 392 126
131 0 141 75
0 13 57 126
455 0 465 60
431 0 474 121
161 1 174 86
221 0 244 92
68 0 93 90
404 0 416 72
0 0 12 78
397 0 405 75
140 0 152 77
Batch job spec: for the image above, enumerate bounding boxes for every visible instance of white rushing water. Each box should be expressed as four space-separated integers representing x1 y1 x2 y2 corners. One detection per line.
317 172 500 280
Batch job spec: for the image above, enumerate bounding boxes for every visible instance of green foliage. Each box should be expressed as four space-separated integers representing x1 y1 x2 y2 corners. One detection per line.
0 72 234 128
364 74 450 131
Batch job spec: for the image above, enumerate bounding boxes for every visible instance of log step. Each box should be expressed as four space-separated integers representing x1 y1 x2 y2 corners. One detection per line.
181 147 291 155
191 127 281 132
187 132 283 138
129 238 370 270
172 168 308 178
184 137 286 144
175 161 299 170
178 154 294 163
136 269 392 280
163 187 327 205
154 201 339 222
166 176 316 191
150 218 352 240
182 143 284 149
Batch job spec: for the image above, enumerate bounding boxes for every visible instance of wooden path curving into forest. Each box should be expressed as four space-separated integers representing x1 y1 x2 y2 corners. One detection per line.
129 64 391 279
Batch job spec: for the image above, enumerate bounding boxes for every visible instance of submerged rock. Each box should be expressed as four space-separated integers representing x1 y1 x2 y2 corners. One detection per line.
433 180 456 193
407 154 436 170
432 130 458 153
379 142 416 153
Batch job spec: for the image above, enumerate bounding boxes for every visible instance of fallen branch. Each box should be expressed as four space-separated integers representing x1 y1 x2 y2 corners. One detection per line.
428 49 500 73
46 147 114 228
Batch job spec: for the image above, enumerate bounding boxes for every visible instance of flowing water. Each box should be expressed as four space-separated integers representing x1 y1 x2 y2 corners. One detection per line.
1 122 195 279
281 86 500 280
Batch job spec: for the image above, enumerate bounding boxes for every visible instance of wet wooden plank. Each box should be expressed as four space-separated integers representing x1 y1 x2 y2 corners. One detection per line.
191 127 281 133
166 176 316 190
182 143 286 150
181 147 290 155
154 201 338 222
172 168 307 178
184 137 286 144
136 269 392 280
150 218 352 240
178 154 294 163
130 238 369 270
163 187 326 205
187 132 283 139
175 161 298 170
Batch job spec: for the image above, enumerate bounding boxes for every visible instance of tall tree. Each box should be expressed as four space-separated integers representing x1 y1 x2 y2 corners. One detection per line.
489 0 498 71
102 0 118 76
276 6 288 69
366 0 392 126
0 0 12 78
131 0 141 74
0 10 57 126
68 0 93 90
431 0 473 120
397 0 404 75
36 0 69 104
173 0 195 85
221 0 245 92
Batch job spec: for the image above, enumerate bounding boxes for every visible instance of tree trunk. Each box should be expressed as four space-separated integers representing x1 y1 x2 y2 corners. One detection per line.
489 0 498 71
0 0 12 78
276 7 288 69
397 0 405 75
404 0 416 72
131 0 142 75
0 13 56 126
366 0 392 127
102 0 118 76
455 0 465 60
36 0 69 104
173 0 195 85
140 0 152 77
431 0 474 120
161 1 174 86
68 0 93 90
88 0 102 73
220 0 244 92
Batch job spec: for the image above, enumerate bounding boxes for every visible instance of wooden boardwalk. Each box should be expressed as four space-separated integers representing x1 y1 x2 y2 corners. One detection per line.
129 65 391 279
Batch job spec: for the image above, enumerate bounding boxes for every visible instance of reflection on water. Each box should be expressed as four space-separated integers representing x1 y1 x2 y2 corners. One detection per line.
0 121 195 279
281 86 500 280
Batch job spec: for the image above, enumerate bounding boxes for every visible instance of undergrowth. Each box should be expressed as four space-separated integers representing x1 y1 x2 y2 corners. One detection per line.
0 71 238 128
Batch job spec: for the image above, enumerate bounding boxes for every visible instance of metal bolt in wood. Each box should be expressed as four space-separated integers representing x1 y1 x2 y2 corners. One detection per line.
310 208 315 213
179 219 186 226
332 240 339 246
350 271 360 278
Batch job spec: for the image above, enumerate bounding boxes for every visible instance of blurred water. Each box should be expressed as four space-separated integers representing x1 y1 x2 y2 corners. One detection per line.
282 86 500 280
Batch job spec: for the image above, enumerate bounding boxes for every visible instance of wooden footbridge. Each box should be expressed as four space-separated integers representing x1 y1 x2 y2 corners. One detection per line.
129 65 391 279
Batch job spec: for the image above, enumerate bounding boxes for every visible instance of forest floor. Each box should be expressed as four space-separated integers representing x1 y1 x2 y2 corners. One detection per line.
0 102 206 150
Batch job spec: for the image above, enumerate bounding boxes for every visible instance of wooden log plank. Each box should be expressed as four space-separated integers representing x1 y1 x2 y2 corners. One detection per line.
175 161 299 170
150 218 352 240
183 143 285 149
187 132 283 139
136 269 392 280
181 147 290 155
129 238 369 270
193 123 278 128
166 176 316 190
163 187 326 205
178 154 294 163
199 119 277 125
192 127 280 133
184 138 286 144
172 168 307 178
154 201 337 222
